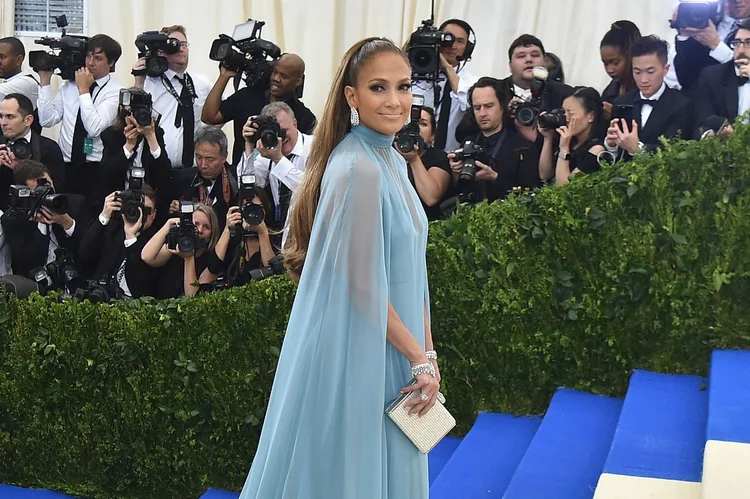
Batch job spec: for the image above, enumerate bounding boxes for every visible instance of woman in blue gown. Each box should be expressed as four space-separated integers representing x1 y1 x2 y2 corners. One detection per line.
238 37 441 498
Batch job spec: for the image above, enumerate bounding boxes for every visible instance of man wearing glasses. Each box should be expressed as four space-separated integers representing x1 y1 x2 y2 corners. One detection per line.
695 18 750 135
133 24 212 169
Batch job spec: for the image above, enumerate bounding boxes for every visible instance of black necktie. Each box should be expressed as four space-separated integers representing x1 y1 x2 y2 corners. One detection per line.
433 81 453 151
175 75 195 168
70 81 97 165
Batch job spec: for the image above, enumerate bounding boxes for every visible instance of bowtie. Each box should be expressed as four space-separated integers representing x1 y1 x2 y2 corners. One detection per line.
637 98 657 106
737 75 749 86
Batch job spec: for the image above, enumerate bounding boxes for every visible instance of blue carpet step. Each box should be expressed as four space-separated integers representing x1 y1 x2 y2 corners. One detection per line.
430 412 541 499
429 435 462 485
503 388 622 499
702 349 750 499
0 485 76 498
200 489 239 499
594 370 707 498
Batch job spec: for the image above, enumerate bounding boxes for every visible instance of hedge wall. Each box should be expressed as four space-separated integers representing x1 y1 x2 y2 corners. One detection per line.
2 125 750 498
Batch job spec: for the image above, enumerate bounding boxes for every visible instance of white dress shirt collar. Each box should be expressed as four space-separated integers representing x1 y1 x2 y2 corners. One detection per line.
640 82 667 102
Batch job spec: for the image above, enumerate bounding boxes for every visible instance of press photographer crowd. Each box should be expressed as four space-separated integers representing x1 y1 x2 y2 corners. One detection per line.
0 0 747 303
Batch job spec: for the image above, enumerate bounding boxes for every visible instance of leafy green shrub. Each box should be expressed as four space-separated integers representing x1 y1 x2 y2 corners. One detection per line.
1 126 750 497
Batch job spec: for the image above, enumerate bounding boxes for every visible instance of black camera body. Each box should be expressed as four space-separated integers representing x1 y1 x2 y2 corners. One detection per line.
0 136 32 160
231 174 265 238
45 248 81 293
395 94 426 153
9 178 69 217
407 19 456 82
209 19 281 89
119 88 153 126
167 202 201 253
252 115 287 149
133 31 181 78
249 254 286 281
538 108 567 130
28 15 89 81
454 140 491 186
516 67 550 127
76 276 122 304
670 1 722 30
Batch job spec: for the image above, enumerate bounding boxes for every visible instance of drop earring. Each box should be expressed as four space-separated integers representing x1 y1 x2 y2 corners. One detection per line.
350 107 360 127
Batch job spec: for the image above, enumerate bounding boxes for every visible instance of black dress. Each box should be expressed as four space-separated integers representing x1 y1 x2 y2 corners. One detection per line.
407 147 453 220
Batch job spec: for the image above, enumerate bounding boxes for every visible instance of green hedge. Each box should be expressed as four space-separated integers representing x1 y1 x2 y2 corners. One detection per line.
2 125 750 498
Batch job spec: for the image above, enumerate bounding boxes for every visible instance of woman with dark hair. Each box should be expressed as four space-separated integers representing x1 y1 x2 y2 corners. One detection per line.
394 106 453 220
538 87 606 186
600 20 642 117
238 37 439 498
545 52 565 84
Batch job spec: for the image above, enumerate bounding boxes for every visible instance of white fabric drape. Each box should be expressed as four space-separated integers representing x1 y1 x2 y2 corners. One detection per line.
1 0 678 142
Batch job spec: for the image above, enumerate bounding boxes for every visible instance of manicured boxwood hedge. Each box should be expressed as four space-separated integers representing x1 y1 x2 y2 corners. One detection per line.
2 125 750 498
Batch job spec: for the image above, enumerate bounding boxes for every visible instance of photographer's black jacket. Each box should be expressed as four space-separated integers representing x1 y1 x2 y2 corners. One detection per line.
673 37 725 96
78 218 159 298
0 194 90 279
169 164 239 234
476 129 541 202
0 131 65 211
694 61 743 132
219 86 317 164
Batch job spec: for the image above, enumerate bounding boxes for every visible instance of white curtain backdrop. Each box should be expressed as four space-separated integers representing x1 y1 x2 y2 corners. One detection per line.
1 0 678 142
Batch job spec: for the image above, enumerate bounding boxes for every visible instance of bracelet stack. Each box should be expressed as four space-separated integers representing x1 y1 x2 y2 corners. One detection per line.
411 362 436 378
425 350 438 360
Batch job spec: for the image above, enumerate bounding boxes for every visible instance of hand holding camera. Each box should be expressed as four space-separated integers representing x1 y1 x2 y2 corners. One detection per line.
123 208 144 240
35 206 73 230
132 57 147 88
74 67 95 95
101 192 123 220
681 20 721 50
473 160 497 182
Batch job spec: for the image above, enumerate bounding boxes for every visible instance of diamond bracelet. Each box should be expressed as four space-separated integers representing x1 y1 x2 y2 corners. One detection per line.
411 362 436 378
425 350 438 360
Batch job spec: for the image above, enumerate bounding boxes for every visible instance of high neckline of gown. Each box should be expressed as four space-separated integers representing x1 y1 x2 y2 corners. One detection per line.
351 125 394 149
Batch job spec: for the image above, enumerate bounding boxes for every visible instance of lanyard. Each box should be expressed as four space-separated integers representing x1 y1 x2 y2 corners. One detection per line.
160 72 196 106
91 77 110 104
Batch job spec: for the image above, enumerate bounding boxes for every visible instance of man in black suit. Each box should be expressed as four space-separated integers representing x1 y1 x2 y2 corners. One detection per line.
694 18 750 135
448 77 540 203
606 36 694 159
78 184 160 298
455 35 573 149
1 160 91 281
168 125 237 233
0 93 65 209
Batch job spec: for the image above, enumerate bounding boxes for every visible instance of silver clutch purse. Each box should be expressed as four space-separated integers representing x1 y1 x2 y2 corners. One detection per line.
385 379 456 454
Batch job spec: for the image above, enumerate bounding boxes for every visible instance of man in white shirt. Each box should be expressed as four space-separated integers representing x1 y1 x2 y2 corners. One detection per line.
0 37 40 120
413 19 479 153
239 101 312 235
133 24 212 169
36 34 122 200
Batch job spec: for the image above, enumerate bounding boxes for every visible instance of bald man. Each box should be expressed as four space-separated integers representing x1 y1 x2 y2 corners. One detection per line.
202 53 317 164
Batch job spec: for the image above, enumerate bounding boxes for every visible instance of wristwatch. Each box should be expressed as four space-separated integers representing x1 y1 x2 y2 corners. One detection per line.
558 151 571 161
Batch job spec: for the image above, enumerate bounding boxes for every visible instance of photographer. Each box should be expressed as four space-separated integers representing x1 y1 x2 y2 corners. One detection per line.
239 101 310 234
202 53 316 164
538 87 606 186
96 88 171 218
133 25 212 169
78 186 159 298
393 106 452 220
0 159 91 279
0 37 41 134
214 192 276 287
605 36 693 160
169 125 237 234
672 0 750 94
412 19 479 153
36 34 123 199
448 77 540 203
0 93 64 210
141 202 221 298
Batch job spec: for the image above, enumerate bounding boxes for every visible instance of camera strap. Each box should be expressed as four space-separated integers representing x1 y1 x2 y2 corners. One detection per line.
161 73 197 113
477 130 507 164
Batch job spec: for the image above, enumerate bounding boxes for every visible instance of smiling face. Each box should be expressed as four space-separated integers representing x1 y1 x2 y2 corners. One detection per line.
344 51 413 136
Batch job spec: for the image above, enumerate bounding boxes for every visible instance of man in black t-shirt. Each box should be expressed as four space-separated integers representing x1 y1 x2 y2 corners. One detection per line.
201 53 316 164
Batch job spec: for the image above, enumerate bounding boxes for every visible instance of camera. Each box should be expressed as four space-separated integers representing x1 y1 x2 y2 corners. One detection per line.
516 66 550 127
28 15 89 81
119 88 153 127
407 19 456 81
0 137 32 160
75 276 123 304
248 254 286 281
231 174 265 238
453 140 491 186
538 108 567 130
670 1 722 30
252 115 286 149
44 248 81 294
133 31 181 78
209 19 282 89
395 94 426 153
115 167 149 224
166 202 201 253
9 178 69 217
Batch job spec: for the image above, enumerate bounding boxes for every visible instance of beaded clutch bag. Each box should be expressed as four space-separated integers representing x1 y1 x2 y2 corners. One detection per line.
385 380 456 454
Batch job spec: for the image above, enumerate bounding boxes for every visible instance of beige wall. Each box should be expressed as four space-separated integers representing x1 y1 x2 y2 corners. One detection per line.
1 0 677 142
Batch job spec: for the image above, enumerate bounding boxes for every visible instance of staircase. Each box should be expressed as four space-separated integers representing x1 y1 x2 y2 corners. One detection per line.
4 350 750 499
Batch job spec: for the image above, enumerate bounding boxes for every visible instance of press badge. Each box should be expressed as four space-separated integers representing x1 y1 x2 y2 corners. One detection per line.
83 136 94 155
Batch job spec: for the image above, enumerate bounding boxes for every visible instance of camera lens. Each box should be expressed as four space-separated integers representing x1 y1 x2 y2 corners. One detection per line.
410 48 436 74
87 286 110 304
12 140 32 160
178 235 196 253
242 203 265 226
133 108 151 126
260 130 279 149
397 135 416 153
123 202 141 223
147 56 168 77
43 194 69 214
516 105 538 127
